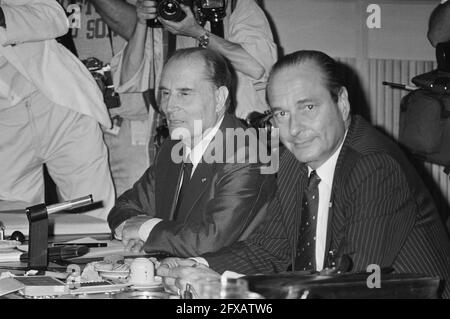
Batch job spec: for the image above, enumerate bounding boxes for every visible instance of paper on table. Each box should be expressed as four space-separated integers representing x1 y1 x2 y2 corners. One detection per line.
0 250 22 263
0 212 110 236
65 237 104 244
0 277 26 296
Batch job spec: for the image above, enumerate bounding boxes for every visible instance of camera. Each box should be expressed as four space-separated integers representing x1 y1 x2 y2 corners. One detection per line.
83 57 121 109
147 0 226 28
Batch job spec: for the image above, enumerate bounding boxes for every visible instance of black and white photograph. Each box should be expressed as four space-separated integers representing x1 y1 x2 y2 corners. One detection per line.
0 0 449 304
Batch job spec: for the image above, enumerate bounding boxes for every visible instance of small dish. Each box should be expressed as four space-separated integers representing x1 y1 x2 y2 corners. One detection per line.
98 270 130 280
130 276 163 290
0 240 21 252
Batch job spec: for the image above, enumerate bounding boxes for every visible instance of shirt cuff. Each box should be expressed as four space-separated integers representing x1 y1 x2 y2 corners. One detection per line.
189 257 209 267
222 271 245 279
113 221 125 240
138 218 163 242
188 259 245 278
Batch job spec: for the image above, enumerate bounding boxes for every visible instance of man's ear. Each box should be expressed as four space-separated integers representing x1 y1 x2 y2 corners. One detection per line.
337 87 351 122
215 86 229 113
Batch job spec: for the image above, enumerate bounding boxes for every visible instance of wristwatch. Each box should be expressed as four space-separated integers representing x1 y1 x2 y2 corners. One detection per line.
198 31 210 48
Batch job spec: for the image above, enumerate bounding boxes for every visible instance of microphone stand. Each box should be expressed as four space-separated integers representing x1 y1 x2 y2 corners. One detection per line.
25 195 93 271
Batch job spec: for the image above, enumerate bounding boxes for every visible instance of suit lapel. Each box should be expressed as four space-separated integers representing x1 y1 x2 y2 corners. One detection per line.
174 115 236 221
156 140 183 220
176 161 215 221
277 150 308 268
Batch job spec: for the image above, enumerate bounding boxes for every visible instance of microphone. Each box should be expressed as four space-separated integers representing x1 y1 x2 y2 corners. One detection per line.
46 195 93 215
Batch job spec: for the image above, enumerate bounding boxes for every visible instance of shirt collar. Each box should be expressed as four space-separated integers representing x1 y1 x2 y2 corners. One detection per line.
184 115 224 167
308 129 348 188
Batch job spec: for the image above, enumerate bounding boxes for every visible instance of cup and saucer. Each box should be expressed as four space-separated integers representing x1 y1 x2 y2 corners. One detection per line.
128 258 163 291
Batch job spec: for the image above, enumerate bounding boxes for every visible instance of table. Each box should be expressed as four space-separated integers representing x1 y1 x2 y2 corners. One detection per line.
0 237 175 299
244 272 442 299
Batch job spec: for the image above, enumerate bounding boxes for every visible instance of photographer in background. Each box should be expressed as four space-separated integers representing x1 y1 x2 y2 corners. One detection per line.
90 0 277 120
428 0 450 47
58 0 154 197
0 0 114 220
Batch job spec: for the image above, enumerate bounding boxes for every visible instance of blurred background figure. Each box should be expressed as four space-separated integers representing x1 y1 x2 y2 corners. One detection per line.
57 0 152 198
428 0 450 47
0 0 114 220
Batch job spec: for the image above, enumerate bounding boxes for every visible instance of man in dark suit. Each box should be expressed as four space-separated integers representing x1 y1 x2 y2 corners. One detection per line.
108 47 275 257
157 50 450 298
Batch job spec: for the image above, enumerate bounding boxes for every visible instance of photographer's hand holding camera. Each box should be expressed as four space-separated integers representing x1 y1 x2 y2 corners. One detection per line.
106 0 277 119
158 3 204 37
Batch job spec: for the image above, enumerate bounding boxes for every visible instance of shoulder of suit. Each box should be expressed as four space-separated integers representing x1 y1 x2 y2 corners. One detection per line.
333 116 413 187
344 115 405 160
156 139 180 163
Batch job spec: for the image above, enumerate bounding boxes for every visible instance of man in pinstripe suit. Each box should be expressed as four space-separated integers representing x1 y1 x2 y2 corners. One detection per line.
157 50 450 298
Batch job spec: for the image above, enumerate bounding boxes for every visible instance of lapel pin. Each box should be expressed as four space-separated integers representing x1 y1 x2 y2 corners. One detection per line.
201 178 207 183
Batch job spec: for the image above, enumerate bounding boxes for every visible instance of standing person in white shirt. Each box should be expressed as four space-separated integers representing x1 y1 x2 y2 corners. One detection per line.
0 0 114 221
57 0 153 198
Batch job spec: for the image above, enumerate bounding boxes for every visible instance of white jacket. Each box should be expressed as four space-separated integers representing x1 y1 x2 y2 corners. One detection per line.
0 0 111 128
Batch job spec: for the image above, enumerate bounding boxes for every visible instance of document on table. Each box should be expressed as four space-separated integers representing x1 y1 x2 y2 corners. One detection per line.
0 211 110 237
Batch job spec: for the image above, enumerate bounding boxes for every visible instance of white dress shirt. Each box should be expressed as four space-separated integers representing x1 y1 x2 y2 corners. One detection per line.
113 116 225 241
307 131 346 271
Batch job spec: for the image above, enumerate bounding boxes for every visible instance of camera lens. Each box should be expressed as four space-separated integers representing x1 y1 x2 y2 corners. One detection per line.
158 0 186 22
163 2 178 16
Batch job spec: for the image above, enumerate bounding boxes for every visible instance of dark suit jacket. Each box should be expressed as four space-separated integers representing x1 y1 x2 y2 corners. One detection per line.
108 114 276 257
205 115 450 298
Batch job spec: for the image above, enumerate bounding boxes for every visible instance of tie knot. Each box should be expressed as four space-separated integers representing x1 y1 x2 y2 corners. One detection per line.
307 170 321 189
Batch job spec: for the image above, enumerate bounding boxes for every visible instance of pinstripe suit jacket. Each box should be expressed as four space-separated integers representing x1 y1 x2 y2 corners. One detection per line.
204 115 450 298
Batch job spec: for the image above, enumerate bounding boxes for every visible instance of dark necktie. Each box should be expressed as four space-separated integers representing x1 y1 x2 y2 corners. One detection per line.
174 160 193 219
295 170 321 271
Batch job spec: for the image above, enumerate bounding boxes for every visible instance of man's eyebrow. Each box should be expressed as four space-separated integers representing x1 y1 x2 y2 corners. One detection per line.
296 98 316 105
178 87 194 93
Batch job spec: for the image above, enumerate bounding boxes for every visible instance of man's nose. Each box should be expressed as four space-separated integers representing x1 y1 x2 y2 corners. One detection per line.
163 94 179 113
289 113 305 136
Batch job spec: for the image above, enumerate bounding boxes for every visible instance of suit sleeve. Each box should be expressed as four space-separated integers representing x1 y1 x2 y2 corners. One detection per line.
337 153 417 272
144 163 276 257
107 165 157 231
202 188 293 275
0 0 68 46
